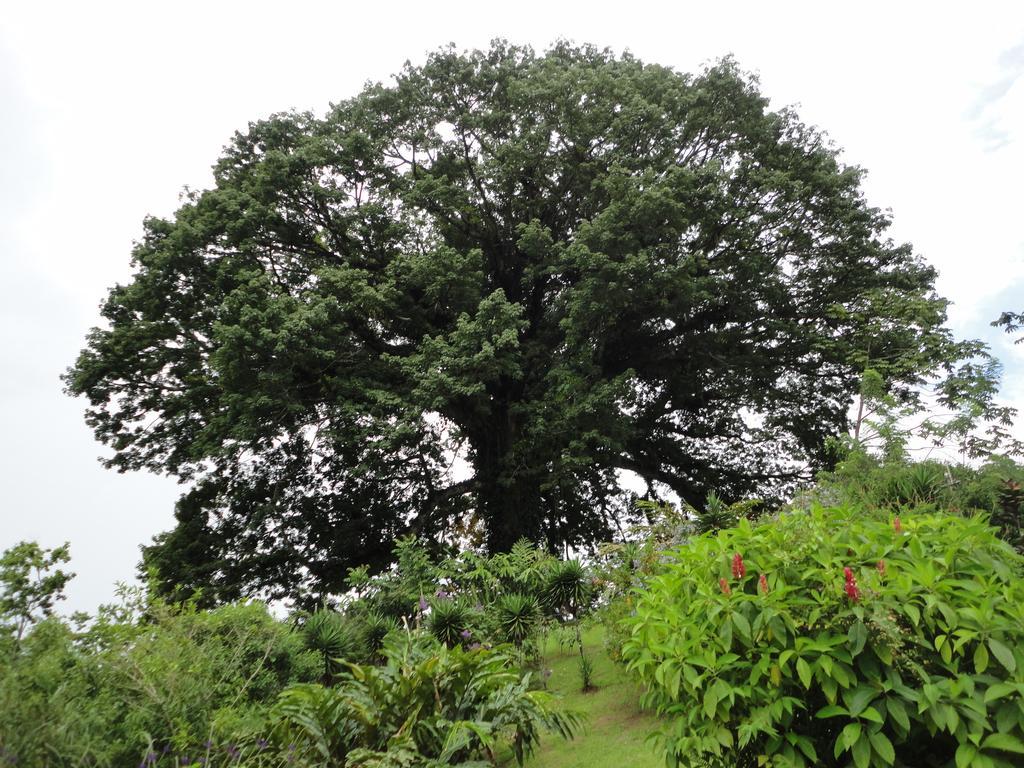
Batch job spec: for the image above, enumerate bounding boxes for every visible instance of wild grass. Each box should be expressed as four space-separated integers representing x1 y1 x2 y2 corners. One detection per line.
513 626 663 768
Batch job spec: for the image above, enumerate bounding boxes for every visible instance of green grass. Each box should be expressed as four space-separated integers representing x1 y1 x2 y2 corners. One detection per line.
519 626 664 768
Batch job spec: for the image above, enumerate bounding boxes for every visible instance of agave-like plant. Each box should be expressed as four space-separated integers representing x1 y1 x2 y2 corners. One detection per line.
543 560 595 691
427 599 472 647
694 491 737 534
543 560 588 618
361 612 399 659
303 610 365 682
495 593 539 648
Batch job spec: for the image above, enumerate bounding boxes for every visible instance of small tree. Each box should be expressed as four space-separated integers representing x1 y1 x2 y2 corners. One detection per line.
849 357 1021 464
0 541 74 644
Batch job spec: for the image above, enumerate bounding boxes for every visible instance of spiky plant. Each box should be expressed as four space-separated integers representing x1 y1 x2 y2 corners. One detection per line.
427 599 472 647
363 612 399 659
544 560 588 618
544 559 594 691
694 491 736 534
303 610 365 682
892 463 947 506
496 593 539 647
994 479 1024 552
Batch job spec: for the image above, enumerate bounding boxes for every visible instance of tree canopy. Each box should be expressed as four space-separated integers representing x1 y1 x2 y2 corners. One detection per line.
67 42 992 603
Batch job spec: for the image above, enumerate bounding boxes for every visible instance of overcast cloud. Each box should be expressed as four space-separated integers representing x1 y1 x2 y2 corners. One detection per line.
2 0 1023 613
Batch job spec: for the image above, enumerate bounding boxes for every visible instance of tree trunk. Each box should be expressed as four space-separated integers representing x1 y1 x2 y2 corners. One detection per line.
469 399 544 552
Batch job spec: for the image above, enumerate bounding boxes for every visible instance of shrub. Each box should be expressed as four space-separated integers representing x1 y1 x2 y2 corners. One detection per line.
622 506 1024 768
0 596 317 766
265 631 581 766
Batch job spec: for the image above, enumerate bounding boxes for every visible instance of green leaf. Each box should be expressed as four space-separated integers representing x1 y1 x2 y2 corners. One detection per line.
984 683 1017 703
732 612 751 643
843 685 876 717
869 730 895 765
796 657 813 689
848 620 867 656
841 722 862 751
703 685 720 718
852 733 871 768
887 698 910 732
956 744 978 768
988 638 1017 674
816 705 848 719
666 666 681 700
860 706 883 724
982 732 1024 754
718 617 733 649
974 642 990 674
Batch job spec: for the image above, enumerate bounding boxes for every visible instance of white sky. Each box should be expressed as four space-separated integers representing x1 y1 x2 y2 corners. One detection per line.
2 0 1023 613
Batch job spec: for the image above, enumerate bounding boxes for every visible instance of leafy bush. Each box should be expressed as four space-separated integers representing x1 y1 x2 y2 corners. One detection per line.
0 594 317 766
0 541 73 645
622 506 1024 768
265 631 581 766
817 451 1024 519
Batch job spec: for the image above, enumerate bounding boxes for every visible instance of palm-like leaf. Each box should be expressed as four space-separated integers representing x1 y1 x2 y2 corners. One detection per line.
495 593 539 647
544 560 588 617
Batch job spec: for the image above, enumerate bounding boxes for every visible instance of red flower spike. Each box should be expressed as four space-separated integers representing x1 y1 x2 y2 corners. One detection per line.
843 566 860 602
731 553 746 579
759 573 769 594
719 578 731 595
894 517 902 534
877 560 886 575
845 580 860 602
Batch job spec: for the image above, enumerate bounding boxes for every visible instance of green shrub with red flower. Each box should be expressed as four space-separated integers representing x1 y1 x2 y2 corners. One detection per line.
621 506 1024 768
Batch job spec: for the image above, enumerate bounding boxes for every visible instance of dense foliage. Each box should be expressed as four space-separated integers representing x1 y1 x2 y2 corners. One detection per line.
815 451 1024 552
0 593 318 766
0 541 73 644
0 537 590 767
622 506 1024 768
63 41 986 602
265 632 580 767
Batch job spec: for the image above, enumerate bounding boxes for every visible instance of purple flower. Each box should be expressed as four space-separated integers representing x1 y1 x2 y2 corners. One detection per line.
418 595 428 612
460 629 472 640
469 642 482 650
256 739 269 751
436 589 449 599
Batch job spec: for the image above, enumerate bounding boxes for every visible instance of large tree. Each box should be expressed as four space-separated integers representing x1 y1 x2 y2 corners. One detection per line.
68 43 979 602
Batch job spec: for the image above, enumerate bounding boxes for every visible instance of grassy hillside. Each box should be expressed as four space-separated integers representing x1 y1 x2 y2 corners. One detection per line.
522 627 664 768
